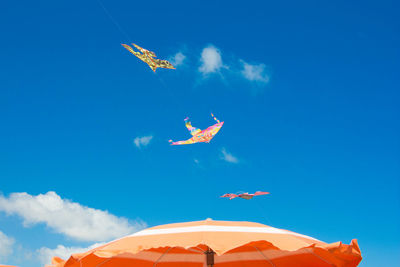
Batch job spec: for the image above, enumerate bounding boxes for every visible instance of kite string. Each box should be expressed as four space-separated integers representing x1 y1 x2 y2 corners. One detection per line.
96 0 189 119
96 0 186 115
96 0 132 42
154 73 187 118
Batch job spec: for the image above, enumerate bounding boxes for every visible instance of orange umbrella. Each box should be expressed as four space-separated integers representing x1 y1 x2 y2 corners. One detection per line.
50 219 361 267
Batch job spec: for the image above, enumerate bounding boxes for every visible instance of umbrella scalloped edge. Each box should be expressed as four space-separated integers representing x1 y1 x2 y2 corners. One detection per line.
47 239 362 267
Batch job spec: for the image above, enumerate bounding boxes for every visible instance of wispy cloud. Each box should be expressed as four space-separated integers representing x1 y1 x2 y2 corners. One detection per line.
169 52 186 66
0 230 14 261
198 45 224 74
196 44 270 88
133 135 153 148
0 192 146 242
220 148 239 163
38 243 104 265
240 60 270 84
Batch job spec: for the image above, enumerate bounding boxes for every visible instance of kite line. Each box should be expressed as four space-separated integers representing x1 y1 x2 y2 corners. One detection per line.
97 0 132 42
96 0 184 111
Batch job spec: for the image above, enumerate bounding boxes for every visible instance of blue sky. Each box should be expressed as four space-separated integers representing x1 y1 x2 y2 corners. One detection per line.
0 0 399 266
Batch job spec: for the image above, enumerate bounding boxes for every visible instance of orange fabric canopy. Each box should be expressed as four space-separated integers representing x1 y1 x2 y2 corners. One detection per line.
50 219 362 267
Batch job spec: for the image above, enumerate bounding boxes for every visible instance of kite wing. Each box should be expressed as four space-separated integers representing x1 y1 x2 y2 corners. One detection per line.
131 43 156 57
254 191 270 196
221 193 238 200
122 44 141 57
169 138 196 145
184 117 202 136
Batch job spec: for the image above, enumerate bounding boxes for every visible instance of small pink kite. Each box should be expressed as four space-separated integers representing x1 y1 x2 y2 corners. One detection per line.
221 191 270 200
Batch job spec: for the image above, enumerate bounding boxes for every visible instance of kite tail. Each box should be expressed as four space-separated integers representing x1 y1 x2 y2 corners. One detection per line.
184 117 201 135
211 113 220 123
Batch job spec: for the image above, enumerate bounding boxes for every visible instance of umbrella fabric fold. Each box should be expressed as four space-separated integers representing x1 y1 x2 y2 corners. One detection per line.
49 219 361 267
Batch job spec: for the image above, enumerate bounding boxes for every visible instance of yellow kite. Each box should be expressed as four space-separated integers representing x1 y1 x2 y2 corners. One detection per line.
121 43 175 72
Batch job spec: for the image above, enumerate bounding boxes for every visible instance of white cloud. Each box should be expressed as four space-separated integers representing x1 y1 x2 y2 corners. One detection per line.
0 230 15 261
220 148 239 163
38 243 104 265
169 52 186 66
241 61 270 84
133 135 153 148
199 45 224 74
0 192 145 242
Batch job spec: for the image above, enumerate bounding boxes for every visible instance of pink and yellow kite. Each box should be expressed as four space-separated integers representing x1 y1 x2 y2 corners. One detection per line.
169 114 224 145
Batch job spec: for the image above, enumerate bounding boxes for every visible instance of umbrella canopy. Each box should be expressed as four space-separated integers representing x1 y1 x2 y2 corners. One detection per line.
51 219 361 267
